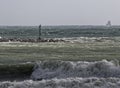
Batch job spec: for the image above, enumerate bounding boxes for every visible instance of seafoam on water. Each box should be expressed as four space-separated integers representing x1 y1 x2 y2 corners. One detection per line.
31 60 120 80
1 77 120 88
1 60 120 88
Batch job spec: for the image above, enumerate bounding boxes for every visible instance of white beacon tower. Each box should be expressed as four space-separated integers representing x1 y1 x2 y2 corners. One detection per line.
106 21 111 27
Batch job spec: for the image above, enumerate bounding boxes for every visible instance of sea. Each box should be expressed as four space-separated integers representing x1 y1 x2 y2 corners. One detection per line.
0 25 120 88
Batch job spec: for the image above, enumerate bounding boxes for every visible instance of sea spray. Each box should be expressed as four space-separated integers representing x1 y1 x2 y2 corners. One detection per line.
0 60 120 88
31 60 120 80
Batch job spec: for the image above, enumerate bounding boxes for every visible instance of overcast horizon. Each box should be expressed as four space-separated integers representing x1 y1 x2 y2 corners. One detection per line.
0 0 120 26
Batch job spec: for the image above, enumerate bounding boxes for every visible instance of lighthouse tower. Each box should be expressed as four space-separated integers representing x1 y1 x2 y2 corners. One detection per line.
106 21 111 27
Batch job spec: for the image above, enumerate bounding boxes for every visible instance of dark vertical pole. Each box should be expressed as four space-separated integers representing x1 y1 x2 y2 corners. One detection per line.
39 24 41 40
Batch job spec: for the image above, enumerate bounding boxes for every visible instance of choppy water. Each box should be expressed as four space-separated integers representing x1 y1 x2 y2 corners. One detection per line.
1 26 120 38
1 60 120 88
1 77 120 88
31 60 120 80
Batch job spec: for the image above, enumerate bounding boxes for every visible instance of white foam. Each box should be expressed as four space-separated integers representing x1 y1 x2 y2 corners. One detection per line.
31 60 120 80
1 77 120 88
0 60 120 88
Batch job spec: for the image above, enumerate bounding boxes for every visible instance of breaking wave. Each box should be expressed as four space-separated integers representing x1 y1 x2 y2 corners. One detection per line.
1 60 120 88
31 60 120 80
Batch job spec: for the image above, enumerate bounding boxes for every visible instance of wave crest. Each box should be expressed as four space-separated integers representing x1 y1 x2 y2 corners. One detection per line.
31 60 120 80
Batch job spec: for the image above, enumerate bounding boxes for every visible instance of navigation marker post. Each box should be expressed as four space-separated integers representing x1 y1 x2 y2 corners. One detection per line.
38 24 42 40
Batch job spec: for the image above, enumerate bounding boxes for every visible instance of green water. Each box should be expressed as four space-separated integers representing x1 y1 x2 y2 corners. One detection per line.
0 26 120 38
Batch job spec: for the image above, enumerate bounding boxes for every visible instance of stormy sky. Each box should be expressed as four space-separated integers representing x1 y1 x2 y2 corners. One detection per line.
0 0 119 25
